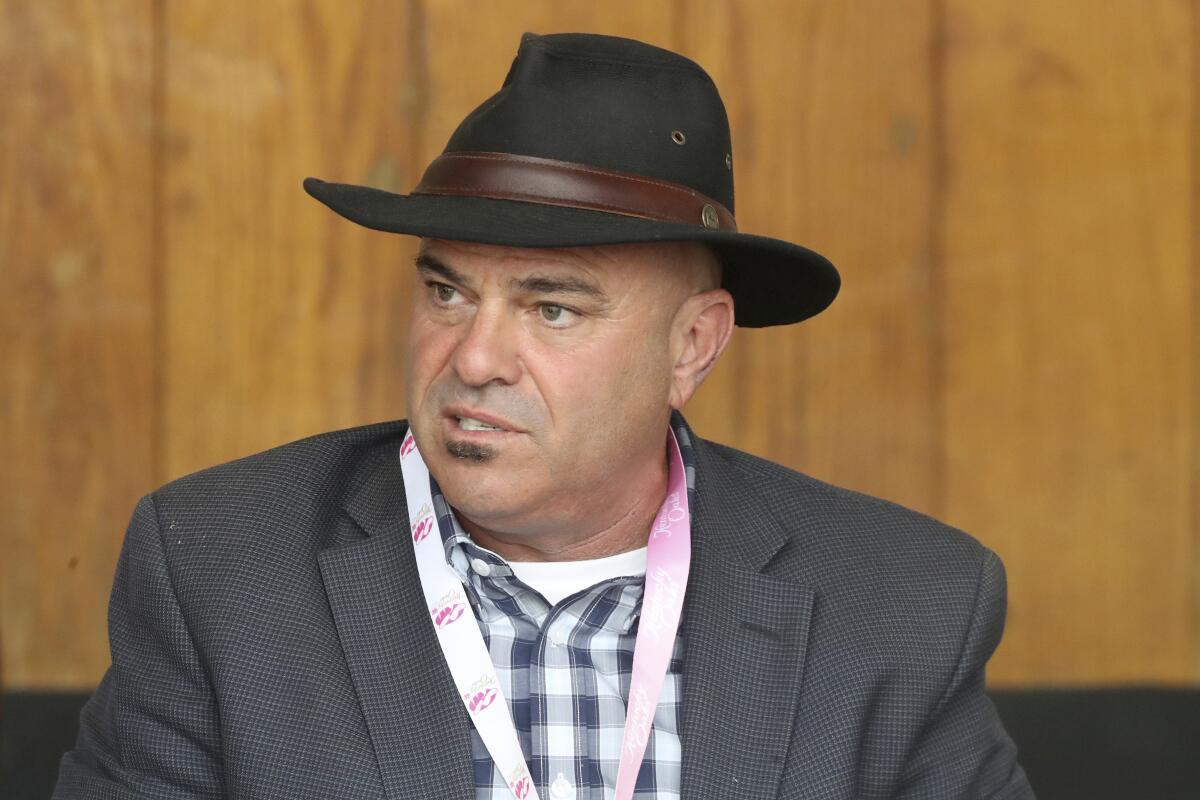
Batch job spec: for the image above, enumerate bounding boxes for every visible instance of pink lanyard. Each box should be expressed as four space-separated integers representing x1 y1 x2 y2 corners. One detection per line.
399 428 691 800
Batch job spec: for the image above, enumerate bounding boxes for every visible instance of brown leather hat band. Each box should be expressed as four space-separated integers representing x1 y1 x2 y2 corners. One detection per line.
413 151 737 232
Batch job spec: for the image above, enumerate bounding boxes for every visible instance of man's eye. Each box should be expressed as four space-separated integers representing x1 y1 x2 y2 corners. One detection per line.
539 304 575 325
431 283 458 303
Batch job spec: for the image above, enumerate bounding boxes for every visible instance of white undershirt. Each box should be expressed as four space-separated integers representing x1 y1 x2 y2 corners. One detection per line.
508 546 648 606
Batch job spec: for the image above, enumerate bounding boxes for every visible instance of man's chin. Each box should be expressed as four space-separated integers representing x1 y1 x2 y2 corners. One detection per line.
432 467 532 528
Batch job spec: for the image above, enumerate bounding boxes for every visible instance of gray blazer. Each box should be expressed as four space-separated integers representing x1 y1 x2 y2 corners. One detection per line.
54 419 1034 799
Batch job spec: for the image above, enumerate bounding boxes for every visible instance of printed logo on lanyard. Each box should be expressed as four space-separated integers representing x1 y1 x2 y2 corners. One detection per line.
399 428 691 800
464 674 501 714
430 588 468 629
410 502 436 543
508 766 534 800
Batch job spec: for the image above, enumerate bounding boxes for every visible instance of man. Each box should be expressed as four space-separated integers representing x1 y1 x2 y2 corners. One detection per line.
56 32 1033 799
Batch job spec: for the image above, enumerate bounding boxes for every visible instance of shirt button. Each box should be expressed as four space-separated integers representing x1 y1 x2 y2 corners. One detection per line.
470 557 492 577
548 629 568 648
550 773 574 799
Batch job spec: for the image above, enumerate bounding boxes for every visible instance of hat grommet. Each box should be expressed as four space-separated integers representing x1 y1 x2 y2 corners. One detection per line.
671 130 686 145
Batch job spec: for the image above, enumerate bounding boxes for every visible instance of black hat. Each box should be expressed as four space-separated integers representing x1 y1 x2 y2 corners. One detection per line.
304 32 839 327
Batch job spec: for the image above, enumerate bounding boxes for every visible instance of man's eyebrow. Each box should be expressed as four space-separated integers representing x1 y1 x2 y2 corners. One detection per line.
415 254 608 302
414 253 472 287
511 273 608 301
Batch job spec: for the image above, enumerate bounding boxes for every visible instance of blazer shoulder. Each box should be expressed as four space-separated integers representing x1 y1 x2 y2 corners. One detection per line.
695 436 1007 681
695 436 993 583
155 419 408 502
147 419 409 556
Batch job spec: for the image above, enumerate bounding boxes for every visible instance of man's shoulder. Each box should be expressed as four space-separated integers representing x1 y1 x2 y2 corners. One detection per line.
693 435 994 586
116 422 413 674
155 419 408 502
146 420 409 552
693 435 1005 669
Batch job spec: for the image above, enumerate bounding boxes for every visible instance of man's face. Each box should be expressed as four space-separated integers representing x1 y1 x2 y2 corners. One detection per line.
405 238 717 541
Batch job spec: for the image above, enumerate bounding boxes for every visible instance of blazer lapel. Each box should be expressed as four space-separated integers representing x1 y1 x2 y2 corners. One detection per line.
318 439 474 800
680 437 816 800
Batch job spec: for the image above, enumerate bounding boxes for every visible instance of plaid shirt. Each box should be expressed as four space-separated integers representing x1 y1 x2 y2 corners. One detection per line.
429 417 698 800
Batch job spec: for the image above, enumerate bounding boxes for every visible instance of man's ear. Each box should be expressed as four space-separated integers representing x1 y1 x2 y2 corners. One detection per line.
668 288 735 409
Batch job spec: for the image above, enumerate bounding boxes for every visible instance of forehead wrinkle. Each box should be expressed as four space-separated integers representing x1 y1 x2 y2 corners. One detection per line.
420 240 603 284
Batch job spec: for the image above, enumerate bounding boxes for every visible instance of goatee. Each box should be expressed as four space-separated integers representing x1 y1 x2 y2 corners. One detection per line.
446 440 496 463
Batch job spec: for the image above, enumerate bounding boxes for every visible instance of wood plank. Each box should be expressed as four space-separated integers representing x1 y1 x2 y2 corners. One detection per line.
161 1 419 479
678 1 940 513
1192 0 1200 688
940 0 1194 684
0 0 157 688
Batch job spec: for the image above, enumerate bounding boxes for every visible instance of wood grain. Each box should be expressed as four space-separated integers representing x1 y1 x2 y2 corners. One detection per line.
940 0 1195 684
679 1 941 513
161 0 419 479
0 0 157 687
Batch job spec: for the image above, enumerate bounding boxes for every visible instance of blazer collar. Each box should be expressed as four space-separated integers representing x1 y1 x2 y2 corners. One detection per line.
319 425 475 800
680 430 817 800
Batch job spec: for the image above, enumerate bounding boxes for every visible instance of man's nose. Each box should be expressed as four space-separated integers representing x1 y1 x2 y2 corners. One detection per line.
450 303 522 387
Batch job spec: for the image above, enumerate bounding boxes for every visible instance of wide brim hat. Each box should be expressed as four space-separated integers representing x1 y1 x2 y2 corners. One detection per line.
304 33 839 328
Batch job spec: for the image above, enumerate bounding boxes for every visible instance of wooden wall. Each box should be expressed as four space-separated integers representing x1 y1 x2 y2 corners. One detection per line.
2 0 1196 690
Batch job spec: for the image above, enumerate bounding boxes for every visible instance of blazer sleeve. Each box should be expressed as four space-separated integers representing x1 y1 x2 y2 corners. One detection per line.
53 494 225 799
896 549 1036 799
